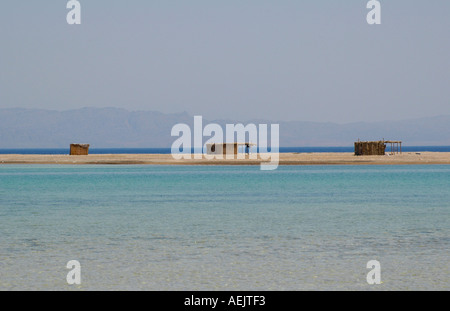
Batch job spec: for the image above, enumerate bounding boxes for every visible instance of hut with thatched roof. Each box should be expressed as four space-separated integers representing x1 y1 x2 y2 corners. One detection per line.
354 140 402 156
206 142 256 156
70 144 90 155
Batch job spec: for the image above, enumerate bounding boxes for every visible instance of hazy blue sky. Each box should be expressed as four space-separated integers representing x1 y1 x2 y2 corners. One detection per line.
1 1 449 123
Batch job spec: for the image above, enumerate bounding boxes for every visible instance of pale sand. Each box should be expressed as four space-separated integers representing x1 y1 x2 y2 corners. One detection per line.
0 152 449 165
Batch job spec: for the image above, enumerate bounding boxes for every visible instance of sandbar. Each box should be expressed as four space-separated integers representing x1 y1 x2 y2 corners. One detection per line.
0 152 449 165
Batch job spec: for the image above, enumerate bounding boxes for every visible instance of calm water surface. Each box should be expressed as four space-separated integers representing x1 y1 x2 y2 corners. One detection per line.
0 165 449 290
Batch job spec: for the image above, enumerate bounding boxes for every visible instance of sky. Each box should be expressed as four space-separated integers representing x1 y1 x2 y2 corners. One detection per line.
0 0 449 123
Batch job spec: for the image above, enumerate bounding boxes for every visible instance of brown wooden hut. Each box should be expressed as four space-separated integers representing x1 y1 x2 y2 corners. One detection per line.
354 140 402 156
206 143 255 156
70 144 90 155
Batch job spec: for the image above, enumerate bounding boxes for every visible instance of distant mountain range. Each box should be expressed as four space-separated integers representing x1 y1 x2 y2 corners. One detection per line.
0 107 449 148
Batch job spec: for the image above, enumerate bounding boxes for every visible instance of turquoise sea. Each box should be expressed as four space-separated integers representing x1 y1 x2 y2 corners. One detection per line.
0 164 449 290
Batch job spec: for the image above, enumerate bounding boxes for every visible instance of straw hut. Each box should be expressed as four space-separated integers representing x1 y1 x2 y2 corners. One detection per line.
70 144 90 155
354 140 402 156
206 143 255 156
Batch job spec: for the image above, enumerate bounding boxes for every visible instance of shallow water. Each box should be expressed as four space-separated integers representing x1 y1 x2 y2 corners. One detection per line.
0 165 449 290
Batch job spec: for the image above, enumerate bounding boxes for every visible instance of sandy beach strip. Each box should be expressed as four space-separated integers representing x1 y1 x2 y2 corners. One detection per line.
0 152 450 165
